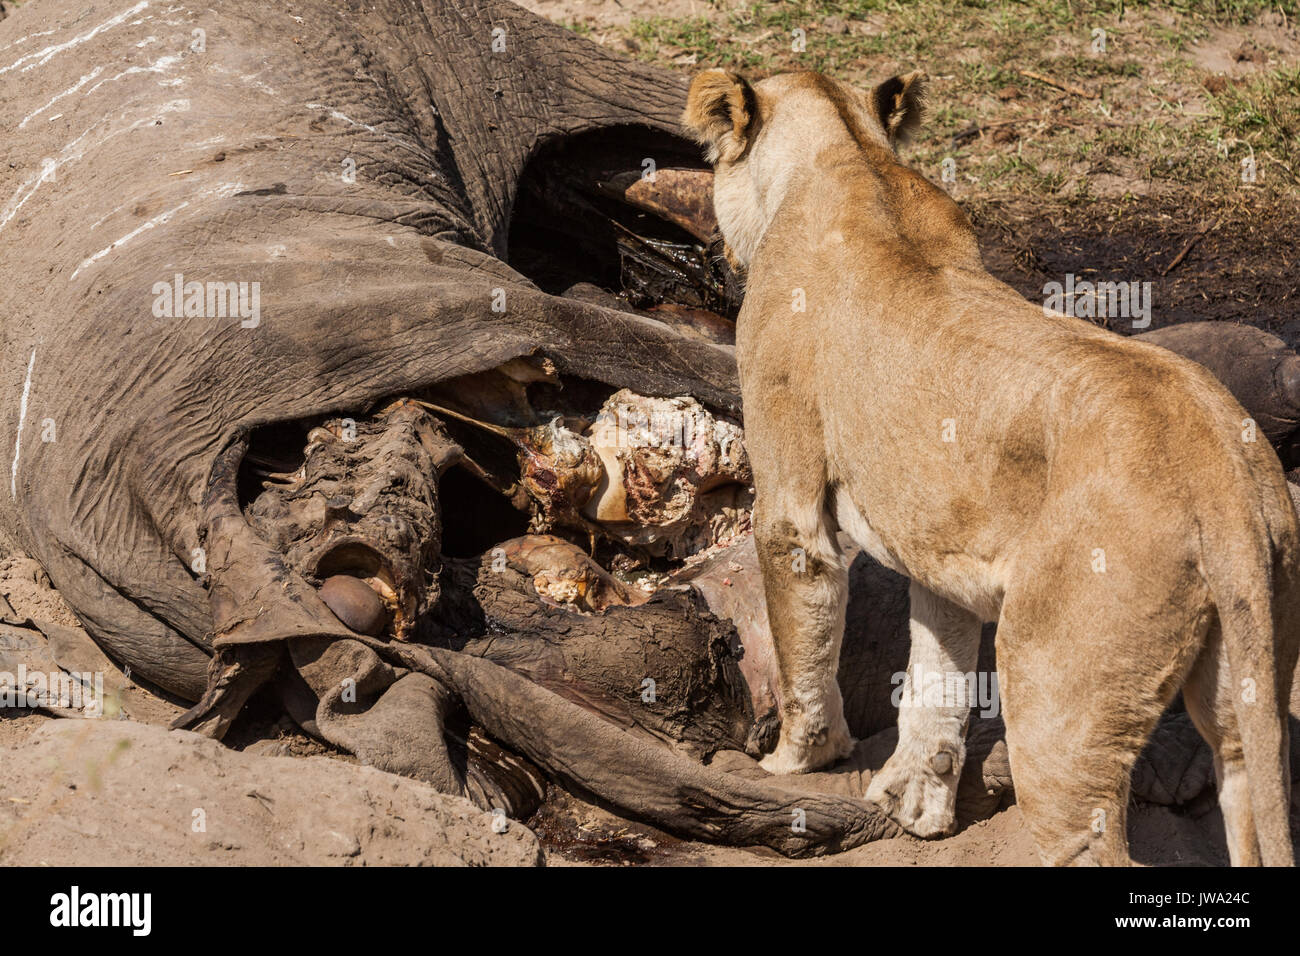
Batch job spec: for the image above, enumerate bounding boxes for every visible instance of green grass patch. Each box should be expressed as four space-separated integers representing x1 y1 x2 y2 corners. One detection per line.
1207 67 1300 179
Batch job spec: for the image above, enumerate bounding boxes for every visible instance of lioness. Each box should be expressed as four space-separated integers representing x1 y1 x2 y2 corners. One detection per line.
684 68 1299 865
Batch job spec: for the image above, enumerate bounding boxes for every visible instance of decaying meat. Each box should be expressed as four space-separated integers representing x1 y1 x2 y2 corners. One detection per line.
425 387 754 562
515 419 607 533
583 390 752 558
239 378 757 640
493 534 649 613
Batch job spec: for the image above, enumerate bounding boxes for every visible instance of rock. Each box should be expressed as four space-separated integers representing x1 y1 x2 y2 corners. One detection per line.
0 720 542 866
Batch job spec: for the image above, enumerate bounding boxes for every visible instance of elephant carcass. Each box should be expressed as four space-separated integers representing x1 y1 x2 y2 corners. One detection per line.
7 0 1300 856
1135 323 1300 445
0 0 740 695
0 0 901 855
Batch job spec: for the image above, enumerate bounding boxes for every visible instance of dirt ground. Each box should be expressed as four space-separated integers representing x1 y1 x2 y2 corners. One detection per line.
0 717 542 866
2 0 1297 866
0 701 1239 867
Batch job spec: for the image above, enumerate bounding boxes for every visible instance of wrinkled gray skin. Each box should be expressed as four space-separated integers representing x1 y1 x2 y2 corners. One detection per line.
0 0 739 700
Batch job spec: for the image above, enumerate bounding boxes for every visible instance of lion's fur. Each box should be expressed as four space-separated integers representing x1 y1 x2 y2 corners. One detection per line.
685 68 1299 865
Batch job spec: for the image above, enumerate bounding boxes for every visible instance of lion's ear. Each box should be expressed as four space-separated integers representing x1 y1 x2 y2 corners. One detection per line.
683 69 757 164
872 70 925 145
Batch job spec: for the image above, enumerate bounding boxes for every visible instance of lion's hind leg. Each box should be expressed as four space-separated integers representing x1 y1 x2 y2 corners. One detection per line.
995 563 1205 866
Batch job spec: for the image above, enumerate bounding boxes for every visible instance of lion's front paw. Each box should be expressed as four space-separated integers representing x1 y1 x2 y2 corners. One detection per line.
866 746 961 838
758 719 855 775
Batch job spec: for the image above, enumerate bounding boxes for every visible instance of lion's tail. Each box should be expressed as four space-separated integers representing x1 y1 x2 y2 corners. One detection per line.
1200 459 1295 866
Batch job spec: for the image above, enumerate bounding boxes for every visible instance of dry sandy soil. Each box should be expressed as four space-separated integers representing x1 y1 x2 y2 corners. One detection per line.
2 0 1297 866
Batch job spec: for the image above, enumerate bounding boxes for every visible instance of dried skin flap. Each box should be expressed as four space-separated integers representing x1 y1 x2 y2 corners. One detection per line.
245 403 457 640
